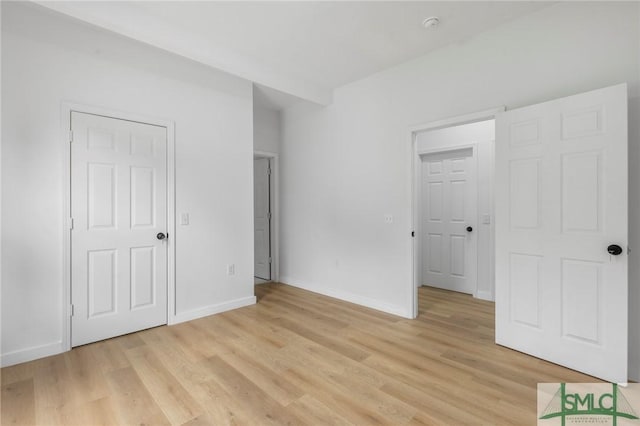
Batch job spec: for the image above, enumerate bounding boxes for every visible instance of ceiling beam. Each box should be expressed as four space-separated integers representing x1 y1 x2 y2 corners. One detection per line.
34 1 333 106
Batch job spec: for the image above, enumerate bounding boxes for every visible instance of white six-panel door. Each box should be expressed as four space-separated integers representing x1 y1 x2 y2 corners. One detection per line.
254 157 271 280
495 84 628 382
421 148 477 294
71 112 168 347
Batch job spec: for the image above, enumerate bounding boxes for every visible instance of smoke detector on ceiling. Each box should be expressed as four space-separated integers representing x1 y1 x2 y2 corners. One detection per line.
422 17 440 29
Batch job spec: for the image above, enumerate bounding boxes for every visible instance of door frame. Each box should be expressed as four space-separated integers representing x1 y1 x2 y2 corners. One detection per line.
61 102 176 351
408 107 504 318
254 150 279 282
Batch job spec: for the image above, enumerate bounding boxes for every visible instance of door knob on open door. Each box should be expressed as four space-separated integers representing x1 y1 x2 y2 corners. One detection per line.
157 232 167 240
607 244 623 255
466 226 473 232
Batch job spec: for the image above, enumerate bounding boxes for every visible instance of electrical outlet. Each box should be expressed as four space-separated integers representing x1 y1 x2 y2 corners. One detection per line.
227 264 235 276
384 214 393 224
181 213 190 226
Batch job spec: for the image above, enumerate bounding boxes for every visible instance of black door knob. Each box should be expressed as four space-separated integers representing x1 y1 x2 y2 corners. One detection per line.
607 244 623 256
466 226 473 232
157 232 167 240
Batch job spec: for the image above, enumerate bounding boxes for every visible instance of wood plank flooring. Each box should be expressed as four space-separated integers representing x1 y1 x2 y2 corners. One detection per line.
1 284 598 425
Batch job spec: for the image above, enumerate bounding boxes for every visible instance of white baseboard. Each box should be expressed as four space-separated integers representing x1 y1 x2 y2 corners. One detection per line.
170 295 257 325
1 296 257 367
280 276 411 319
475 290 494 301
1 341 64 368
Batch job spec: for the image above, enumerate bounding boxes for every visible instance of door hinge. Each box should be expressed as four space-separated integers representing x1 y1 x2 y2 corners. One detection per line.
68 217 74 230
267 167 272 176
267 212 272 220
268 257 272 264
411 231 415 237
70 304 74 317
69 130 74 143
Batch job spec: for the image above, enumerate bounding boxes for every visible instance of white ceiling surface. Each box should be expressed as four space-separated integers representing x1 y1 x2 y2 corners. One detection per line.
36 1 553 107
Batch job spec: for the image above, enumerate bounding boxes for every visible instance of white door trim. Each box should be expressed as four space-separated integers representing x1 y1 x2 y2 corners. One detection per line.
409 107 504 318
61 102 176 351
254 150 279 282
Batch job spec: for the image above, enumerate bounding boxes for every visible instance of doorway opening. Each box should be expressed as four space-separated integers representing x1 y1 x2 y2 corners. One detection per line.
253 152 278 284
410 108 503 319
410 85 629 383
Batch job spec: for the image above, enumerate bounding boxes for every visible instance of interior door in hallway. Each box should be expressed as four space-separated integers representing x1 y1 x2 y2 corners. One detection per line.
421 147 478 295
254 157 271 280
71 111 168 346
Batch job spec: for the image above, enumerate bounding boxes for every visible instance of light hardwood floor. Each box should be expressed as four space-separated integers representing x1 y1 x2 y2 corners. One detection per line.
2 284 597 425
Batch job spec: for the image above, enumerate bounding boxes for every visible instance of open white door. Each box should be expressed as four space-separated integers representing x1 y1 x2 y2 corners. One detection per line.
495 84 628 383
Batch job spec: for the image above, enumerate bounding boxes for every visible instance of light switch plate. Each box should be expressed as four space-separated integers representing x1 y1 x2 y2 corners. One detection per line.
482 214 491 224
181 213 190 226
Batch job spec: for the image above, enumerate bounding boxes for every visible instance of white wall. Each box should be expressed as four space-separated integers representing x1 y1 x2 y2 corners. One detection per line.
416 120 495 300
253 103 281 154
1 3 255 365
280 2 640 377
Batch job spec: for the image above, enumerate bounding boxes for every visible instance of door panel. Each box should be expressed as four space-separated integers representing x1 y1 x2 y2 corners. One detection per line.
509 253 541 328
71 112 167 347
561 152 601 232
88 163 116 229
87 249 117 317
509 159 539 229
428 182 443 220
450 235 465 276
495 84 628 382
131 246 156 309
131 167 155 228
421 147 477 294
561 259 602 344
254 158 271 280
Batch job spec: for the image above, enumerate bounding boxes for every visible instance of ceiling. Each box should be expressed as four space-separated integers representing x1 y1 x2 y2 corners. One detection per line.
37 1 553 107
